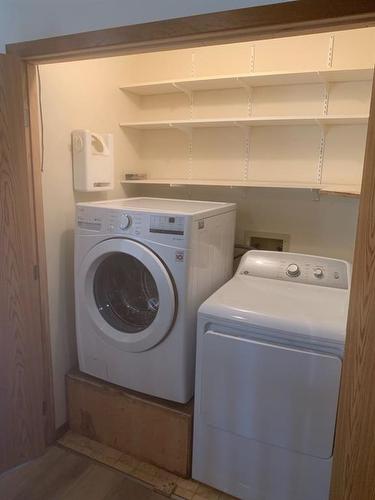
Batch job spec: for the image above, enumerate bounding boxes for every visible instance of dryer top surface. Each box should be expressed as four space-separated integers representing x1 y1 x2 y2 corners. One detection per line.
200 251 351 349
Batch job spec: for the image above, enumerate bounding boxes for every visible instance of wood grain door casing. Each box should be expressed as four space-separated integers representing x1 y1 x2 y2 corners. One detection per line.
330 69 375 500
1 0 375 495
25 63 55 446
0 54 49 473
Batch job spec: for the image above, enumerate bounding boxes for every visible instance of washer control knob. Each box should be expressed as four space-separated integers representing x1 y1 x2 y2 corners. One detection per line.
119 214 131 230
313 267 324 279
287 263 300 278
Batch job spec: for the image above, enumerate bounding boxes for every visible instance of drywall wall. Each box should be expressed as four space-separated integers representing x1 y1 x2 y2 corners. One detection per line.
0 0 289 51
40 57 138 428
125 183 359 262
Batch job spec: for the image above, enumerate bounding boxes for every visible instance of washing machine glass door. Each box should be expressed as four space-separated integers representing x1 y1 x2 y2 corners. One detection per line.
78 238 176 352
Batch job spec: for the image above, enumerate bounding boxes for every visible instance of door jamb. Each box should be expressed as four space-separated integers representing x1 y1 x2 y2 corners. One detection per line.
24 64 56 445
6 1 375 497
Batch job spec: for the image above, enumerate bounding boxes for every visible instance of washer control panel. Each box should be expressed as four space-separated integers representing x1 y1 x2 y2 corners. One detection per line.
149 215 185 236
76 205 187 241
237 251 350 289
76 206 143 235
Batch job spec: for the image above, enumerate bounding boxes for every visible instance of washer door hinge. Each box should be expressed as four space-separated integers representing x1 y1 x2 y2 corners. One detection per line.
33 264 39 281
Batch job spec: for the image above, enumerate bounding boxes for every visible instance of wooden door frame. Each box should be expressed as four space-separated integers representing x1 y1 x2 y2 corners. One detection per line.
6 0 375 497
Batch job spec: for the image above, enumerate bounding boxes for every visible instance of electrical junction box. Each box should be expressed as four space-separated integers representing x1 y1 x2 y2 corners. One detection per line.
72 129 114 192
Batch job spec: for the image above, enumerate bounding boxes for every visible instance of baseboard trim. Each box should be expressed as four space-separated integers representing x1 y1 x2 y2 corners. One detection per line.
55 422 69 442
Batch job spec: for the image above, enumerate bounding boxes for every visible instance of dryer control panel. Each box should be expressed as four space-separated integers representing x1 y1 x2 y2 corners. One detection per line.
237 250 350 289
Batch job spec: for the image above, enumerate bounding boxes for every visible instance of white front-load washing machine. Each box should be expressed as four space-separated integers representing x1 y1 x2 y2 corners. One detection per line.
193 250 351 500
74 197 236 403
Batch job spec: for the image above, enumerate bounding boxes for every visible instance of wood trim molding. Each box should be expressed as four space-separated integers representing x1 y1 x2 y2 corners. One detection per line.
0 54 47 471
24 63 56 444
4 0 375 495
6 0 375 63
330 72 375 500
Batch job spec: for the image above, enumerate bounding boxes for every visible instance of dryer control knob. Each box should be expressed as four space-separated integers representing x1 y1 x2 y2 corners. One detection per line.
287 263 300 277
120 214 131 230
313 267 324 279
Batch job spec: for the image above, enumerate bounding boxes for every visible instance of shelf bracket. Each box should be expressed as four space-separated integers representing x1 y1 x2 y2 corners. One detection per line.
237 77 252 93
172 82 193 100
169 123 193 139
172 81 194 119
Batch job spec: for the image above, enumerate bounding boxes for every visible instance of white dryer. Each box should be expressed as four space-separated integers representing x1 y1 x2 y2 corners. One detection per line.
74 197 235 403
193 250 351 500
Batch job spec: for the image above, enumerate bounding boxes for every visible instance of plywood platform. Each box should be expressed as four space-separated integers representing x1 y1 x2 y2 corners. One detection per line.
67 370 193 477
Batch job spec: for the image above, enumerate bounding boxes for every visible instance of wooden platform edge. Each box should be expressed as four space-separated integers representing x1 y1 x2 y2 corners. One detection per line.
66 370 193 478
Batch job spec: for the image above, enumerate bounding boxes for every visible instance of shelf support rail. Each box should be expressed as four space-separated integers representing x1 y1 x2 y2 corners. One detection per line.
250 45 256 72
171 82 194 179
323 82 331 115
315 120 328 185
327 34 335 68
317 77 331 116
237 78 253 116
169 123 193 179
236 122 251 181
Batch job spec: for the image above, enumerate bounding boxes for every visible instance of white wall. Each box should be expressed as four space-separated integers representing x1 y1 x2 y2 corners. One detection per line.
0 0 289 51
127 183 359 261
0 2 12 51
40 57 135 428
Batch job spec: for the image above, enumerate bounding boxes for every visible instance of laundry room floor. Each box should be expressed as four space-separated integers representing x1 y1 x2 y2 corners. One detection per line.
0 445 167 500
56 431 236 500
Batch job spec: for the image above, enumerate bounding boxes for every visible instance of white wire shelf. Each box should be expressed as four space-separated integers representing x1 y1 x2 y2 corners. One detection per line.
120 68 374 96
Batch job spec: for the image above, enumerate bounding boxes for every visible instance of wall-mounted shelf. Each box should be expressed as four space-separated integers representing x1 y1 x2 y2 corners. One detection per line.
120 60 370 198
120 68 373 96
121 179 361 197
120 115 368 131
320 184 361 197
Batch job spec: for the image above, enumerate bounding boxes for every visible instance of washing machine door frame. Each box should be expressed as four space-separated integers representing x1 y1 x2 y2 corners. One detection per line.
78 237 177 352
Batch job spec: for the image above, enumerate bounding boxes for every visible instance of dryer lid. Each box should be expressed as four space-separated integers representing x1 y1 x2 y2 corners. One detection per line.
199 274 349 348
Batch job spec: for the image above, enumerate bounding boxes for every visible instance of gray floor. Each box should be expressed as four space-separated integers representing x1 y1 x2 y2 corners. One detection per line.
0 446 167 500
